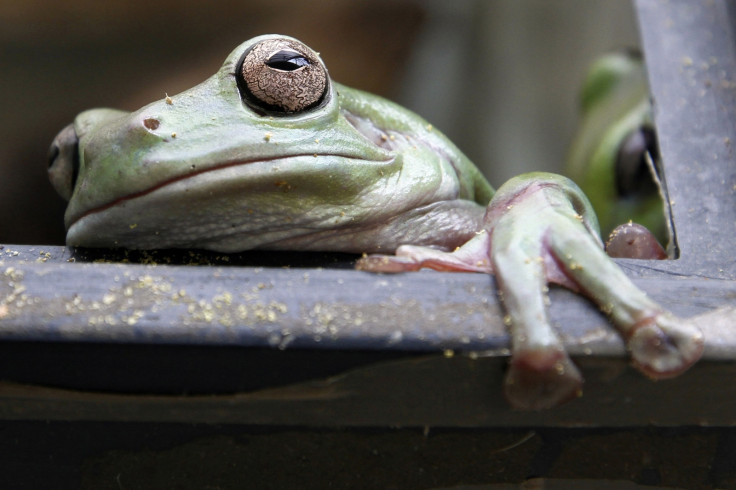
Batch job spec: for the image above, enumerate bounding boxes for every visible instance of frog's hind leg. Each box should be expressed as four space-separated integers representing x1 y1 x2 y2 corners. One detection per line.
501 173 706 380
545 216 704 379
489 200 584 410
488 173 703 409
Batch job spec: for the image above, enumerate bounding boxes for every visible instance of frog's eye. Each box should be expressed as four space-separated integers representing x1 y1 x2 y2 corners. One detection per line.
615 126 660 198
238 38 328 114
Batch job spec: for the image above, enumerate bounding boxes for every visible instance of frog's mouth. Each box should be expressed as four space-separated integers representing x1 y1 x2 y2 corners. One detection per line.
73 152 393 221
61 147 398 251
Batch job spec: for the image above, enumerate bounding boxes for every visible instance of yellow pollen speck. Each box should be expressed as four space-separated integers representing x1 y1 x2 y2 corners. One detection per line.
129 223 137 229
171 132 176 138
426 124 433 131
264 132 272 142
165 93 173 104
443 349 454 358
315 139 320 143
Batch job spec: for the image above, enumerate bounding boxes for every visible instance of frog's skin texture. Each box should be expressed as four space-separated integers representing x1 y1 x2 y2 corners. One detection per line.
566 51 668 247
49 35 703 410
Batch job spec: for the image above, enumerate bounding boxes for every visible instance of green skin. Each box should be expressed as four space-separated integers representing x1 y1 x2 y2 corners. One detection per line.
566 52 666 243
49 35 702 410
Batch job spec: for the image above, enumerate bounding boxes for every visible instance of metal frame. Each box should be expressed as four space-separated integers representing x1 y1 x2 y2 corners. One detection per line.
1 0 734 426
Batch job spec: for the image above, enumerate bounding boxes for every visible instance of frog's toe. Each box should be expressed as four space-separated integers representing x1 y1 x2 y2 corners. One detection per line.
605 222 667 259
356 238 493 273
504 348 583 410
628 312 704 379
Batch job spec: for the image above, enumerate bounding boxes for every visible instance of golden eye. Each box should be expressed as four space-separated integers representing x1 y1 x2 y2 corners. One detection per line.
239 38 328 114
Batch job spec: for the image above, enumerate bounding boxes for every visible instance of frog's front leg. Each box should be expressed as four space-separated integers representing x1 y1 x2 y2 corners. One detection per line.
358 173 704 410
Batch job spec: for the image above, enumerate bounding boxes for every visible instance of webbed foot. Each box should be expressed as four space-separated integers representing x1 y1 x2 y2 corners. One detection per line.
627 311 704 379
504 346 583 410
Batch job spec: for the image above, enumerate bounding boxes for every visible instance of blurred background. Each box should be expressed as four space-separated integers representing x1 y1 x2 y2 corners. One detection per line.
0 0 639 245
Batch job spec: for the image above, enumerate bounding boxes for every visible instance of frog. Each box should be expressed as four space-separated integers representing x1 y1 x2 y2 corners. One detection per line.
48 35 703 410
566 50 669 252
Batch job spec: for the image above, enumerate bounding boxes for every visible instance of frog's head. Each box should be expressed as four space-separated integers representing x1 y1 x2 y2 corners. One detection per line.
49 35 490 252
565 50 666 243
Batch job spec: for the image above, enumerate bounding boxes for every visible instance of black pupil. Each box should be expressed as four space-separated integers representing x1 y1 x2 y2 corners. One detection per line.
266 50 310 71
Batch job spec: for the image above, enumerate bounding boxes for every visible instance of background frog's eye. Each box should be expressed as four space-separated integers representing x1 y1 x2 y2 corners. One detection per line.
615 126 660 198
239 39 328 114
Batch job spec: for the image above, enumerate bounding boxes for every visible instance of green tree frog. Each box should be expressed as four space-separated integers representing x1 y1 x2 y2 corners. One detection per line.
48 35 703 410
566 50 668 249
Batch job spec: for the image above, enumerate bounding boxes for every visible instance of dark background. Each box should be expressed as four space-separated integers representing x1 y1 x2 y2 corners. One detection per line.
1 0 638 245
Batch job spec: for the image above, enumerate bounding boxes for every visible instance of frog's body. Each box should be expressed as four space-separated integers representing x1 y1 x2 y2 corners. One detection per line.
49 35 703 410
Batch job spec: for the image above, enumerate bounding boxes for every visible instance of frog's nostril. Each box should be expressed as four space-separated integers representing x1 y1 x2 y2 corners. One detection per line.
48 124 80 201
143 117 160 130
47 142 60 169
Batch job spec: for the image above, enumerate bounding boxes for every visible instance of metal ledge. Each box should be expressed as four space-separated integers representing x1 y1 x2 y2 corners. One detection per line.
0 245 734 357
